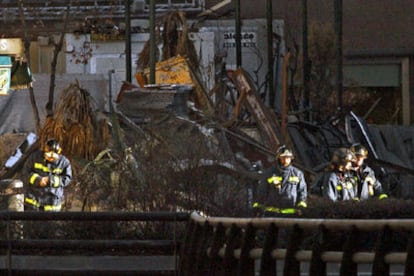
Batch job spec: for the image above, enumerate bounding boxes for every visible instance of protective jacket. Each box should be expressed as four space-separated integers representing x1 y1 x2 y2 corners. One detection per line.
322 170 357 201
351 165 387 200
253 164 307 214
24 150 72 211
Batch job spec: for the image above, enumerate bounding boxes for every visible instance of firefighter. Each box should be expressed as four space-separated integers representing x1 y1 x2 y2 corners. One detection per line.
252 145 307 216
24 139 72 211
350 143 388 200
322 147 358 201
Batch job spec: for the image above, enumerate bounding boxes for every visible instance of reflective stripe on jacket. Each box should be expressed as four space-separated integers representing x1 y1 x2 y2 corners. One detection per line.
253 164 307 210
24 150 72 203
323 171 357 201
351 165 387 200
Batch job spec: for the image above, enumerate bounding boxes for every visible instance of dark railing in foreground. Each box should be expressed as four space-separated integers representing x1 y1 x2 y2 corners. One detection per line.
0 211 190 275
2 210 414 275
2 176 414 275
179 212 414 276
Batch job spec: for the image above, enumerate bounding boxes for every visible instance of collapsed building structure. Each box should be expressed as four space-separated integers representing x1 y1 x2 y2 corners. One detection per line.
111 11 414 210
116 53 414 216
0 4 413 213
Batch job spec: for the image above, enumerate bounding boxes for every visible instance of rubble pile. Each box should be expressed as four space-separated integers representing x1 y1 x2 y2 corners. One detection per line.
1 10 414 216
109 51 414 215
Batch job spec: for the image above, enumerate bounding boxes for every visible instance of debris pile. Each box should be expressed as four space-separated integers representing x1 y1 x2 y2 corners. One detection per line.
40 81 110 160
1 11 414 215
57 11 414 213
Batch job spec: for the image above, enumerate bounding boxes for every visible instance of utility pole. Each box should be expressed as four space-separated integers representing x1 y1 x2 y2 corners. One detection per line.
235 0 241 68
125 0 132 82
334 0 343 111
302 0 310 120
149 0 156 84
266 0 274 108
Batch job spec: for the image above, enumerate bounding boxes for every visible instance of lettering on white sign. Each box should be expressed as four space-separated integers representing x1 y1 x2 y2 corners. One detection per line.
223 32 257 48
0 40 8 51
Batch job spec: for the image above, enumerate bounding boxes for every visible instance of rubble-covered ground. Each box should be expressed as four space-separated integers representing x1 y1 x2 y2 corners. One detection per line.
2 92 414 223
0 109 256 217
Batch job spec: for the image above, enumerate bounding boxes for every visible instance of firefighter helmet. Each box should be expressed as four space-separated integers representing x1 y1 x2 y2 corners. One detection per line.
276 145 294 159
45 139 62 154
331 147 355 166
350 143 368 158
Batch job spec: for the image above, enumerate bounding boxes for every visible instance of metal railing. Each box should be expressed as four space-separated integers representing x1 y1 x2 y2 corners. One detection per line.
0 210 190 275
179 212 414 275
3 175 414 275
0 179 191 274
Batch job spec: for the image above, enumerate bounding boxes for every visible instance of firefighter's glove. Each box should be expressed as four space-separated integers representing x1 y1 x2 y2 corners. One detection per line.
267 175 282 188
39 177 49 187
297 201 307 208
379 194 388 200
366 176 374 185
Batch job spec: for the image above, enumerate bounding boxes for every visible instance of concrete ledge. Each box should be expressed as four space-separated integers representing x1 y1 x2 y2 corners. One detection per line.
0 255 177 272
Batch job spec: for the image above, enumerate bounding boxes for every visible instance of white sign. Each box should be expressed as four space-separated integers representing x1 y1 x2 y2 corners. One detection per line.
223 32 257 48
0 38 24 55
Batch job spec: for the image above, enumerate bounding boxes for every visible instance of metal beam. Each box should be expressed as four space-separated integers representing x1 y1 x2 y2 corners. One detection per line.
0 1 204 21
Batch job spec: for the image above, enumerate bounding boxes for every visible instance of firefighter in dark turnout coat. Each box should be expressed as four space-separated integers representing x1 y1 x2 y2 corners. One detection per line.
24 139 72 211
322 147 358 201
253 145 307 215
350 143 388 201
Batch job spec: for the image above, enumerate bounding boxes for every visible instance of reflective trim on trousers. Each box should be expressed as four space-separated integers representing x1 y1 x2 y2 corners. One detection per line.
264 206 296 214
24 197 62 211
